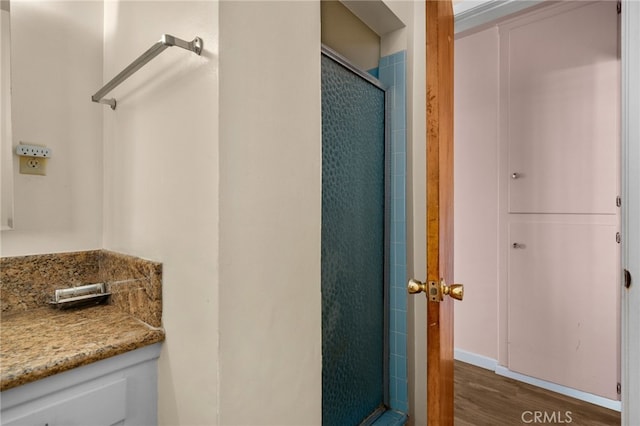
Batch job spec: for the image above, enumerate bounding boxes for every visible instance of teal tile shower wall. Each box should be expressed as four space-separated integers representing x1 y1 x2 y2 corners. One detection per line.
377 51 408 414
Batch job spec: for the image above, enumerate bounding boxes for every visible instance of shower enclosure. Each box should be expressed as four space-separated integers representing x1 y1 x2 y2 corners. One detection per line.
321 47 389 425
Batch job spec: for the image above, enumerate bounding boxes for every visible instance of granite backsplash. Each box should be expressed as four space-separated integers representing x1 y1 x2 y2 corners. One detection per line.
0 250 162 327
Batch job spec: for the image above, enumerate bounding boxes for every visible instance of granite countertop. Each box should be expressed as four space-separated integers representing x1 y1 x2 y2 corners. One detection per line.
0 305 165 391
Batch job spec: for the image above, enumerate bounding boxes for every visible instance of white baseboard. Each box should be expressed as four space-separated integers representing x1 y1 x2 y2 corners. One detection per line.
454 348 498 371
454 348 622 412
494 366 622 412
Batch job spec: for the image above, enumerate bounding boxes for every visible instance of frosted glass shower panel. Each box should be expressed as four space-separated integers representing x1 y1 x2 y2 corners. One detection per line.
321 54 386 425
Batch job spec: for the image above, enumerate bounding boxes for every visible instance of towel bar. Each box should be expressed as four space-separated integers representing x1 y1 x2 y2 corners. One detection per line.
91 34 202 110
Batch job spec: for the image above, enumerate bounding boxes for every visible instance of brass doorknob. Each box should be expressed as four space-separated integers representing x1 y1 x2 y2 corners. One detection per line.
408 279 428 294
442 282 464 301
407 278 464 302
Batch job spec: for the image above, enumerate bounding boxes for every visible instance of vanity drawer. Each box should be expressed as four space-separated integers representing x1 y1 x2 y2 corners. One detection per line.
3 378 126 426
1 343 161 426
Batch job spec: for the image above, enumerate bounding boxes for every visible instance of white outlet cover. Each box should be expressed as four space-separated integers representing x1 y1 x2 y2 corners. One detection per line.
16 144 52 158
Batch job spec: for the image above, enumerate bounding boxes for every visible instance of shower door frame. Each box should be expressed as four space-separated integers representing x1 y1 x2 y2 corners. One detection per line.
320 44 393 424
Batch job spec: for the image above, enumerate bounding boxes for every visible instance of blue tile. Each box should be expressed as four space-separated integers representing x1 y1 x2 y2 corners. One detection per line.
395 269 406 295
394 287 404 311
393 153 405 175
392 266 403 287
393 173 405 198
395 247 406 268
368 67 379 78
395 70 405 89
390 286 398 311
379 65 393 84
391 224 402 245
394 287 406 311
372 410 408 425
390 224 397 244
396 355 407 378
397 378 408 403
390 375 398 399
395 400 409 414
395 61 406 81
394 221 407 245
395 90 406 116
392 222 400 244
396 336 407 358
393 262 401 282
394 201 405 225
391 355 402 379
391 331 399 354
390 172 398 193
390 399 399 410
396 345 407 359
390 307 397 330
394 222 406 244
392 129 406 153
384 85 394 109
390 131 399 153
392 243 404 266
385 50 409 411
392 105 406 131
396 310 407 333
397 332 407 353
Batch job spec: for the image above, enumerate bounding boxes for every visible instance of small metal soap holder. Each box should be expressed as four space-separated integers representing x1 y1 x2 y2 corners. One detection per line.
49 283 111 310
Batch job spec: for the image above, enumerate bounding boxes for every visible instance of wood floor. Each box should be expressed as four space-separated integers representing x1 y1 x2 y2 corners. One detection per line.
454 361 621 426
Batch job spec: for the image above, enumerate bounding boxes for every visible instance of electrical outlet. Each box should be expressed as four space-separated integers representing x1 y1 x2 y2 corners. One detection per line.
19 156 47 176
16 144 52 158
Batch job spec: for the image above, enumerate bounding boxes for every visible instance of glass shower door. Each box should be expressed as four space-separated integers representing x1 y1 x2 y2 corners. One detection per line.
321 49 388 426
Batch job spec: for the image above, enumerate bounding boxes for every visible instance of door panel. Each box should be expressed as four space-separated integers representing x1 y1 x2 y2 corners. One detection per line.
408 1 455 423
508 221 619 399
507 2 619 215
425 1 455 424
321 53 387 425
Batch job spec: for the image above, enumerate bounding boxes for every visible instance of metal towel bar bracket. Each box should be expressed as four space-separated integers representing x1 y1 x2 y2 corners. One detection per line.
91 34 203 110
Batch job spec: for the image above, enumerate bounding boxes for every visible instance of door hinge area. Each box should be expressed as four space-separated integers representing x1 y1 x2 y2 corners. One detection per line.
617 196 622 207
616 232 621 244
618 1 621 14
617 382 622 395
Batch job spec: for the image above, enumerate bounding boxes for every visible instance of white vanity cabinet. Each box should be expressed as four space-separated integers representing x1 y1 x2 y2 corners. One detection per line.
0 343 161 426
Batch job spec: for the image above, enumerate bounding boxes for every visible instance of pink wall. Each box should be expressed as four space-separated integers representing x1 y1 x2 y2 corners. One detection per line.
453 26 500 361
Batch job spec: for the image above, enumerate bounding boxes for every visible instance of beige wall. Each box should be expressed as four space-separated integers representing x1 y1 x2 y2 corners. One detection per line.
101 2 219 425
1 1 103 256
321 0 380 70
217 1 322 423
405 3 427 424
1 8 13 230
